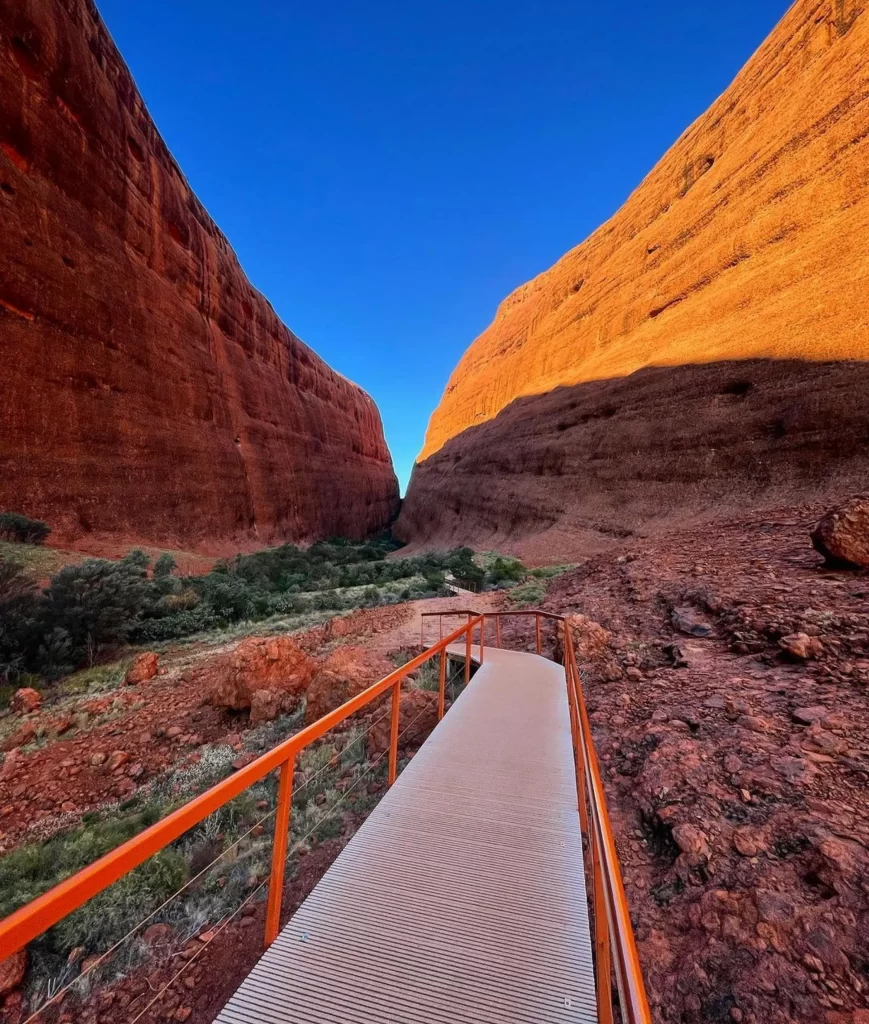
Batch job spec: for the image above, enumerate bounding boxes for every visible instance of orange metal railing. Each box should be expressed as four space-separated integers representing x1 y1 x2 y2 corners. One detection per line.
0 609 650 1024
0 617 476 962
419 607 479 644
420 608 652 1024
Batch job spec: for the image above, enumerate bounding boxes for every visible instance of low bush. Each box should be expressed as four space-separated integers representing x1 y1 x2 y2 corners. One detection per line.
529 564 574 579
485 556 526 588
507 580 547 607
153 553 177 579
0 512 51 545
129 605 219 644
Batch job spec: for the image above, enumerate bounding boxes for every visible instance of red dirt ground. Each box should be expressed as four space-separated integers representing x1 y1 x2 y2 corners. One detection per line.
499 503 869 1023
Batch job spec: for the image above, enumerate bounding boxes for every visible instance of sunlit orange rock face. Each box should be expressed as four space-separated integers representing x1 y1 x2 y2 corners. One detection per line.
399 0 869 556
0 0 398 554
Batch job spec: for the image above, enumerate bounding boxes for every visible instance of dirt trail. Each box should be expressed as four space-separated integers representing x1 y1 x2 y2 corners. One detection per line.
367 591 502 653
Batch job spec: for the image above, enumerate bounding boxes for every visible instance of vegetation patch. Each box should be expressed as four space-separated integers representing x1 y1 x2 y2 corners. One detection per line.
0 512 51 545
507 579 548 607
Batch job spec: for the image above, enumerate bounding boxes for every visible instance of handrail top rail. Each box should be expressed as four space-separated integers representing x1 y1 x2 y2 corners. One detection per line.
421 607 565 622
419 608 480 618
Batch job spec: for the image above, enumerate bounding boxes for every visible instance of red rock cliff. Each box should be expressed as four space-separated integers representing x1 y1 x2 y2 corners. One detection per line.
399 0 869 555
0 0 399 553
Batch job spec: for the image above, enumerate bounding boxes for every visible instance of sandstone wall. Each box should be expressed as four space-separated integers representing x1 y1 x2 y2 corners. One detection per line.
400 0 869 553
396 360 869 561
0 0 399 553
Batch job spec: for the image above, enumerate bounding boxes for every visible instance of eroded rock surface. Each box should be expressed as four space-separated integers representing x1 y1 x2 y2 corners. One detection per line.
0 1 398 552
305 646 394 725
397 360 869 560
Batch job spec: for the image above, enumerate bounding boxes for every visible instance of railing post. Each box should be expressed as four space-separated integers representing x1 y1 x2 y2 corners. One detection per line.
593 825 615 1024
264 755 295 947
535 613 542 655
480 615 486 665
464 623 472 685
437 649 446 720
495 616 501 649
388 679 402 785
440 615 443 641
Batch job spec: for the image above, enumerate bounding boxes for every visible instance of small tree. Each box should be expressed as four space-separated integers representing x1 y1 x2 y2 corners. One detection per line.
486 556 526 588
37 627 75 680
153 553 177 579
194 573 253 622
122 549 151 572
0 559 43 681
0 512 51 545
43 559 150 665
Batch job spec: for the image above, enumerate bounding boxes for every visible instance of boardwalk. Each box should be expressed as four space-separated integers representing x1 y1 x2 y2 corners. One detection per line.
215 646 597 1024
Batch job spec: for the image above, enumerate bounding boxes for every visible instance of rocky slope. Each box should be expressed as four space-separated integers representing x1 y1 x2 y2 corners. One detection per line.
498 507 869 1023
399 0 869 554
0 0 398 553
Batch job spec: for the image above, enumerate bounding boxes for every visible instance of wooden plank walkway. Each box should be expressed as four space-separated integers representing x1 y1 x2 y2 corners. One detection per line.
215 645 597 1024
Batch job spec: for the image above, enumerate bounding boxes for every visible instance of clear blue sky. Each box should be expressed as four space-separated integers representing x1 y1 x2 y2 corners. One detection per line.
97 0 789 493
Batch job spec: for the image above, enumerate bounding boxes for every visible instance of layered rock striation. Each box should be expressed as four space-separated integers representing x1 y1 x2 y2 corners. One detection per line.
0 0 398 552
396 360 869 560
400 0 869 554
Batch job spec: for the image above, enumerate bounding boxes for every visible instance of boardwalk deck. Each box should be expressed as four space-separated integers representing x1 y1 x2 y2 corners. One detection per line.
215 645 597 1024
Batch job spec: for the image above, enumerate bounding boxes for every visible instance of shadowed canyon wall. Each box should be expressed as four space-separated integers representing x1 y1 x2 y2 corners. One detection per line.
399 0 869 555
0 0 399 553
396 360 869 562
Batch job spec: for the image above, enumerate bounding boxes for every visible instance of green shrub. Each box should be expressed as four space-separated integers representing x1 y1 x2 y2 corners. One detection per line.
192 572 255 622
0 804 166 922
36 627 75 680
507 580 547 608
153 553 177 579
444 547 485 589
529 564 574 579
129 605 219 643
0 559 43 683
122 549 150 571
43 559 150 664
162 588 199 612
54 850 188 952
56 661 127 697
485 556 526 588
0 512 51 545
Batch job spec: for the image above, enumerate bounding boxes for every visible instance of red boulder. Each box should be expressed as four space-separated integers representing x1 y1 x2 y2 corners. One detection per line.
206 637 317 714
10 688 41 715
0 948 27 996
305 646 394 725
811 496 869 568
368 689 438 756
126 652 159 685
